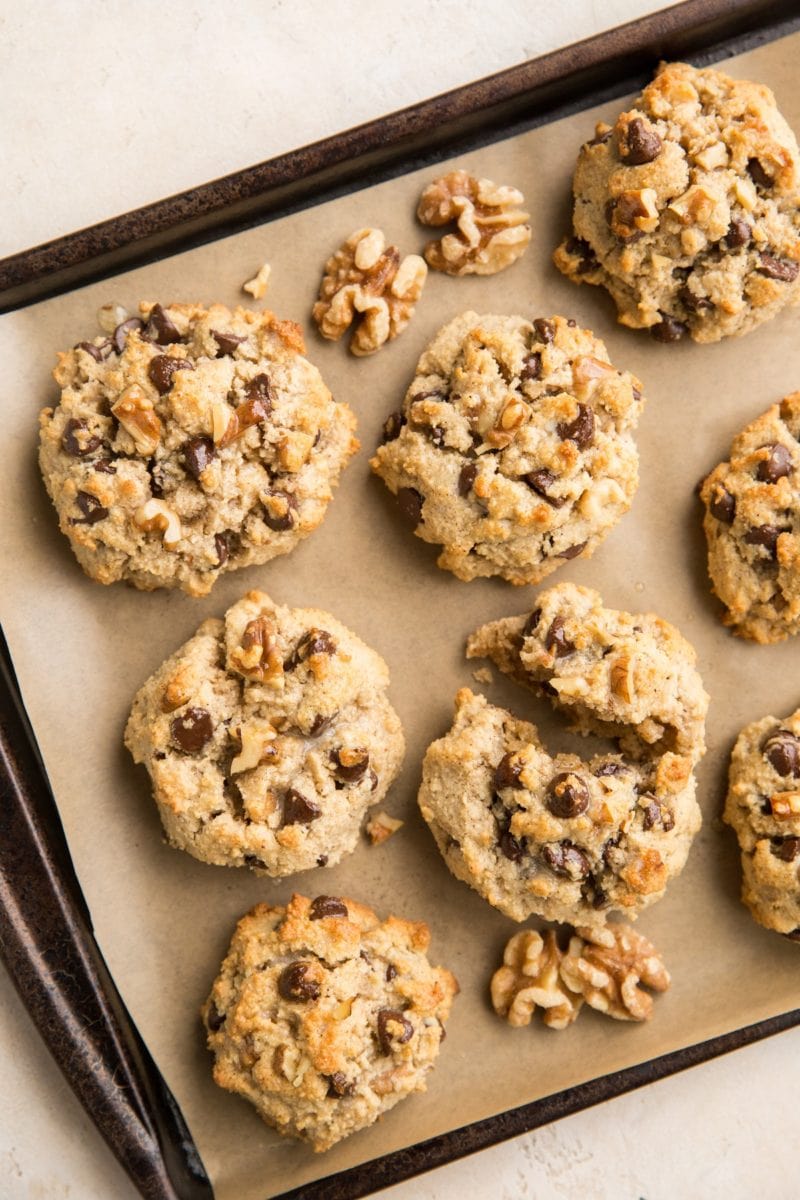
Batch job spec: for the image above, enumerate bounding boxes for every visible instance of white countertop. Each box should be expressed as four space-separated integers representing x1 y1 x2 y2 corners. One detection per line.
1 2 798 1197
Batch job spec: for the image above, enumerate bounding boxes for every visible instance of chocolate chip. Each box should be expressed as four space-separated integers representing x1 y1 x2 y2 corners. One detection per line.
377 1009 413 1055
206 1002 225 1032
744 525 786 558
397 486 423 525
724 218 752 249
75 339 112 361
757 254 799 283
582 872 608 910
642 794 675 831
784 928 800 942
308 712 335 738
564 236 598 274
112 317 144 353
678 286 713 314
94 458 117 474
560 541 587 560
309 896 349 920
282 788 321 825
331 748 370 783
71 491 108 525
589 128 612 146
325 1073 354 1098
170 707 214 753
595 761 627 777
317 854 329 867
651 315 689 342
494 753 523 790
542 841 591 879
386 963 398 982
381 411 406 443
772 836 800 862
523 608 542 637
285 629 337 670
763 729 800 776
557 404 594 448
263 491 297 531
498 828 524 862
144 304 182 345
148 459 167 498
524 468 566 507
148 354 194 395
620 117 662 164
545 615 574 656
533 318 555 344
747 158 773 189
546 772 589 818
61 418 102 457
183 436 216 479
214 532 230 566
758 443 792 483
211 329 246 356
708 484 736 524
278 962 320 1003
458 462 478 496
520 352 542 382
245 373 273 411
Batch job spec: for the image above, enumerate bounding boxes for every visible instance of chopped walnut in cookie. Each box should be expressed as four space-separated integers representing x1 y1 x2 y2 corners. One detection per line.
312 228 427 356
365 810 404 845
417 170 531 275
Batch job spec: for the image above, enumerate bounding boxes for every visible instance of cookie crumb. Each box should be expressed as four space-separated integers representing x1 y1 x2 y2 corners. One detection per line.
472 666 493 685
365 810 404 845
242 263 271 300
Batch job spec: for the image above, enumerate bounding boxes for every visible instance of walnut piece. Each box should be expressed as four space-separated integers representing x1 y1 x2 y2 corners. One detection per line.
560 924 670 1021
112 387 162 455
134 499 181 549
242 262 271 300
365 810 404 845
417 170 531 276
312 227 427 356
229 616 284 684
490 930 582 1030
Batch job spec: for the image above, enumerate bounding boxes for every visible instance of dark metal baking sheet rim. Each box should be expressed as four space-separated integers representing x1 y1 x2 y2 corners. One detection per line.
1 3 800 1199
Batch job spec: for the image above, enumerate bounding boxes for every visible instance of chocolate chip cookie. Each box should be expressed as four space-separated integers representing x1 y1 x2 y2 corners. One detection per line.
39 303 358 595
554 61 800 342
124 591 405 876
701 391 800 642
370 312 644 583
725 708 800 938
202 893 458 1151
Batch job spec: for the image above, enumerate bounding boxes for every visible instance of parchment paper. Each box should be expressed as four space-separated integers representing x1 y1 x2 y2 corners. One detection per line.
2 31 800 1199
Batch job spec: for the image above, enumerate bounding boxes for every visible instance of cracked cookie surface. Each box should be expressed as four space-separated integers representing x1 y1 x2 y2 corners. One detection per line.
370 312 643 584
39 302 358 595
725 707 800 938
202 893 457 1151
554 61 800 343
124 591 404 876
701 391 800 642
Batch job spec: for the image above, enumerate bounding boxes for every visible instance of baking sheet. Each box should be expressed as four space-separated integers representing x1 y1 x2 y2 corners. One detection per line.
2 29 800 1200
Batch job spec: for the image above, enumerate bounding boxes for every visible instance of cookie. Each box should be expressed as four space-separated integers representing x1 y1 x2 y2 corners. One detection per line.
370 312 643 584
701 391 800 642
418 687 701 927
554 61 800 343
124 591 404 876
466 581 708 762
725 708 800 938
39 303 358 595
202 893 458 1151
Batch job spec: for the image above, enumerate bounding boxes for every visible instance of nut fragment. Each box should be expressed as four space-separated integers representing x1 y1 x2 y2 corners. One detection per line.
365 811 404 846
490 930 582 1030
97 302 130 334
312 227 427 356
417 170 531 276
242 262 272 300
134 499 182 549
231 719 277 774
111 387 162 455
230 616 284 683
559 924 670 1021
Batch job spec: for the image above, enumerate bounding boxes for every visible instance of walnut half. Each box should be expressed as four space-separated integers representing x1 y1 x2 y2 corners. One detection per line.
490 929 582 1030
417 170 531 276
560 924 670 1021
312 228 427 356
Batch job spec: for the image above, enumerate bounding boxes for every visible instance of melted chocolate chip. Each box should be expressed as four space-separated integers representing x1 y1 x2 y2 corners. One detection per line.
458 462 478 496
170 707 214 753
282 788 321 825
642 795 675 831
494 753 524 790
758 443 792 483
747 158 773 189
243 854 267 869
278 962 320 1003
112 317 144 353
595 761 627 777
708 484 736 524
148 354 194 395
523 608 542 637
772 836 800 862
560 541 587 560
211 329 246 356
285 629 337 670
724 218 752 249
744 525 786 559
381 411 406 443
397 487 423 525
557 404 594 448
94 458 117 474
533 318 555 344
144 304 182 345
520 352 542 382
72 491 108 525
331 748 370 783
565 237 598 274
183 436 216 479
245 373 273 411
651 315 689 343
545 615 574 657
317 854 329 867
757 254 799 283
214 532 230 566
75 340 112 361
263 492 297 531
377 1009 413 1054
386 963 398 982
326 1072 354 1098
621 117 662 164
763 729 800 777
498 828 524 862
62 418 102 457
679 286 713 314
546 772 589 818
309 895 349 920
524 468 566 507
205 1002 225 1032
542 841 590 879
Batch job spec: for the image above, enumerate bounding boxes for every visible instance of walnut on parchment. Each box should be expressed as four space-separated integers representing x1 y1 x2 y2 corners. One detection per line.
312 228 427 356
490 929 582 1030
560 924 671 1021
417 170 531 276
